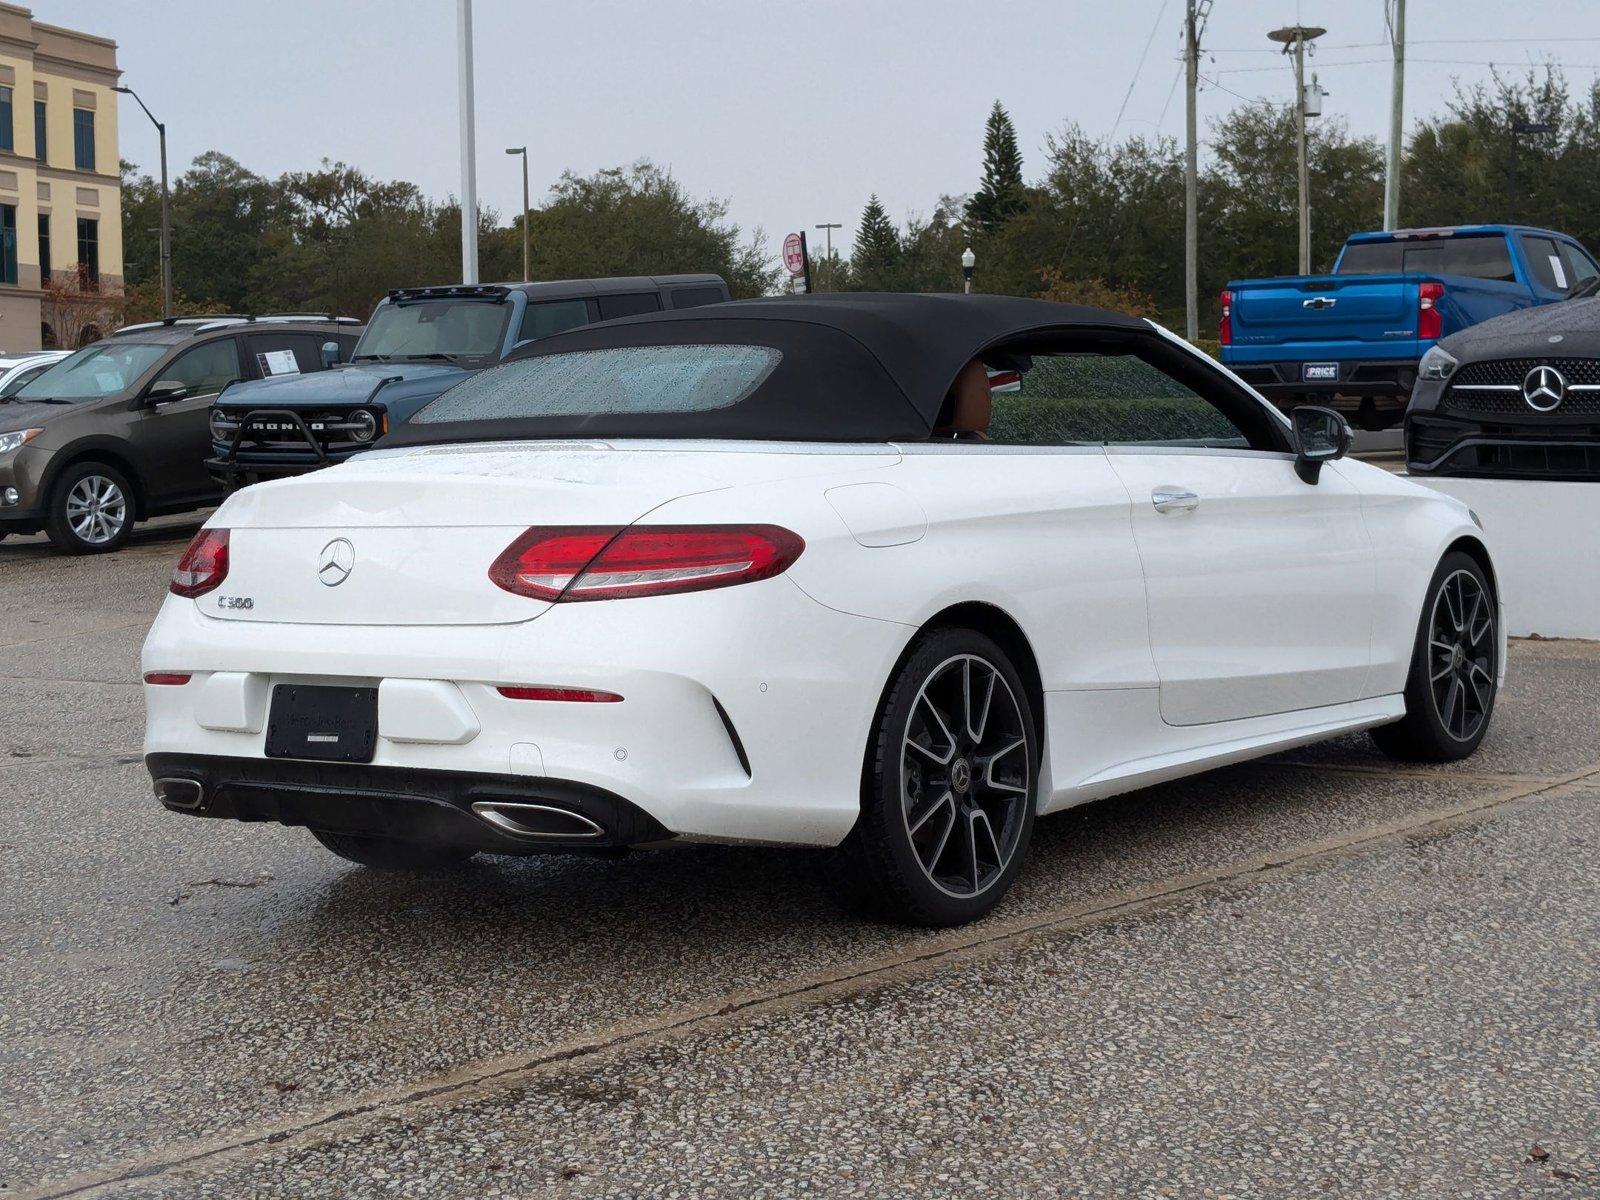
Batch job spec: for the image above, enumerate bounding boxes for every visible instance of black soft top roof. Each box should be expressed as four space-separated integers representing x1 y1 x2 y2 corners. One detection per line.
380 293 1145 447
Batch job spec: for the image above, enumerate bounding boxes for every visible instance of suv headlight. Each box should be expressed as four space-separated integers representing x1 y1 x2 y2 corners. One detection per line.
209 409 235 443
0 427 43 455
1418 344 1459 382
347 409 379 443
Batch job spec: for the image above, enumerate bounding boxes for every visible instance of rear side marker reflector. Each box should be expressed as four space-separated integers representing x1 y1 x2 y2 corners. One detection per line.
497 686 623 703
144 672 191 686
490 524 805 602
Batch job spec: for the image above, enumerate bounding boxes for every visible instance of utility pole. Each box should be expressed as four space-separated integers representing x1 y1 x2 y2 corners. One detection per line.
814 223 841 259
456 0 479 283
1270 24 1325 274
1183 0 1211 340
1382 0 1405 230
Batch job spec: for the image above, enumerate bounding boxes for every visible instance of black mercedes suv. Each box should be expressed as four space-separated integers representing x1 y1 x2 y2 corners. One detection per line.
1406 288 1600 479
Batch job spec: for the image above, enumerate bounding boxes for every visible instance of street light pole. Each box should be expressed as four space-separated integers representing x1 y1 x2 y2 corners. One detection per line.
1269 25 1326 275
456 0 479 284
1508 120 1553 223
506 146 529 282
114 84 171 319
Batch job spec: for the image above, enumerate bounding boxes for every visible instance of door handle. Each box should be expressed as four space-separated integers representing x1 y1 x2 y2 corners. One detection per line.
1151 487 1199 514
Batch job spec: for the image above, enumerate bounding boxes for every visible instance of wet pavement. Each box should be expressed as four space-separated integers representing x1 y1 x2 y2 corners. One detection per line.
2 528 1597 1198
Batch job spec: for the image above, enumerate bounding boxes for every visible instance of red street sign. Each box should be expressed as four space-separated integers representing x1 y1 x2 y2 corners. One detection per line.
783 232 805 276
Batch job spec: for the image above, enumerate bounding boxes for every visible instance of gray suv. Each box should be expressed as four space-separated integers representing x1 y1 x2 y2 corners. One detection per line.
0 315 361 553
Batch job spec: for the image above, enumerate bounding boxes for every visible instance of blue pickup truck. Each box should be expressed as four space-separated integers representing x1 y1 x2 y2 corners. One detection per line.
1220 225 1598 428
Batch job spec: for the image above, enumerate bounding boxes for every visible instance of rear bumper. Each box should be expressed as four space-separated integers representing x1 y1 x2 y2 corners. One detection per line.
1224 358 1418 403
145 753 672 851
141 576 912 848
1406 412 1600 480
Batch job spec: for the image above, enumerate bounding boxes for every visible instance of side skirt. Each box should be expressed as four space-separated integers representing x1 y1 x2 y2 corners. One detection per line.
1038 688 1405 815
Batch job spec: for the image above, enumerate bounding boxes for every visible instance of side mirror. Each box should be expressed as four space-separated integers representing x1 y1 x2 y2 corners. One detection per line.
1292 405 1353 484
145 380 189 406
320 341 341 368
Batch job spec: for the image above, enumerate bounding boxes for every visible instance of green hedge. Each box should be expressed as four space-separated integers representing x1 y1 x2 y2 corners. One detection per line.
987 353 1238 443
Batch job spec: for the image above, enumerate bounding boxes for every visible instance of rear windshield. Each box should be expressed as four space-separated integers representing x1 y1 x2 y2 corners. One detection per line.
354 298 511 362
15 342 168 401
413 344 782 423
1336 235 1515 281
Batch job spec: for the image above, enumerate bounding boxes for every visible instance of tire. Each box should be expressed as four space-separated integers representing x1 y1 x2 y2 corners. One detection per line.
310 829 478 871
1371 551 1498 762
44 460 135 554
826 627 1038 927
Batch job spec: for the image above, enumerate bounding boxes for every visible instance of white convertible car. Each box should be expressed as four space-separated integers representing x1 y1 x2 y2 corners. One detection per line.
143 295 1503 925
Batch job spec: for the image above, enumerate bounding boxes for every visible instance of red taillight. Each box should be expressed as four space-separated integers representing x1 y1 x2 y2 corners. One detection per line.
1218 289 1233 346
143 672 191 686
1418 281 1445 341
497 685 623 703
170 528 230 598
489 524 805 602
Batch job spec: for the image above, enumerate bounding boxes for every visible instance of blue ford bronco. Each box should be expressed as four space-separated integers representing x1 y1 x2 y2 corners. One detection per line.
207 274 730 487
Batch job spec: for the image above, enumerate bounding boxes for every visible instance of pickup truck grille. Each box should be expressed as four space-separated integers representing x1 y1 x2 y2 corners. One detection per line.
212 408 377 456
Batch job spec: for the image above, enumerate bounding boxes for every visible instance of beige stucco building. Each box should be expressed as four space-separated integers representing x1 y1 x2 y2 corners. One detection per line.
0 3 121 352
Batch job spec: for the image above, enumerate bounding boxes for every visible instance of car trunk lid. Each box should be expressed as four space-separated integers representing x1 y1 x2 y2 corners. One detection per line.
200 441 897 626
1230 273 1422 348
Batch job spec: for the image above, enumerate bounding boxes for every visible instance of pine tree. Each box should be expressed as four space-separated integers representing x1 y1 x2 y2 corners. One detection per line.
965 101 1026 235
852 194 901 290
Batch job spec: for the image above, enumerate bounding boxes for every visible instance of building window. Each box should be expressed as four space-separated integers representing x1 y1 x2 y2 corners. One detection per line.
72 108 94 171
0 205 16 285
37 213 50 282
34 100 45 162
0 87 13 154
75 216 97 289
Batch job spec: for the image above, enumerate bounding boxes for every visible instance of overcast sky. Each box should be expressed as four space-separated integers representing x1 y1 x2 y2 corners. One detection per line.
49 0 1600 265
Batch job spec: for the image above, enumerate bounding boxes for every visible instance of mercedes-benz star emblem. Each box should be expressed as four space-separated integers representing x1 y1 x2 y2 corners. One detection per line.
1522 365 1567 412
318 537 355 587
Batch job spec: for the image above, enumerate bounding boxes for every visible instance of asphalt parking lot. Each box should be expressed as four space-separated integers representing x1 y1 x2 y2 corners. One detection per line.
3 520 1598 1198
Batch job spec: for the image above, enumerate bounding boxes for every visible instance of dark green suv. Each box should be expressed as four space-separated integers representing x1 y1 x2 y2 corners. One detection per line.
0 315 360 553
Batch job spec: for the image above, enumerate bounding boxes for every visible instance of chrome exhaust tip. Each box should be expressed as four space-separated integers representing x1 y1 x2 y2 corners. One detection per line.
154 777 205 811
470 800 605 842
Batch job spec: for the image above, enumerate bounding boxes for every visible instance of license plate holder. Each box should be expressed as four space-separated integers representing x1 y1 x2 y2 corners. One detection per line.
1302 362 1339 383
265 684 378 763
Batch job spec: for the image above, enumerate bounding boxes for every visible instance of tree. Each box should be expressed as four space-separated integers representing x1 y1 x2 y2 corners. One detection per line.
121 155 779 318
527 161 776 298
966 101 1026 235
851 195 900 290
1405 69 1600 250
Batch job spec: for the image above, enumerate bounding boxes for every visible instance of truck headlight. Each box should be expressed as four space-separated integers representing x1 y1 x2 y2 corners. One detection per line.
209 410 234 443
348 409 379 442
1418 344 1459 382
0 427 43 455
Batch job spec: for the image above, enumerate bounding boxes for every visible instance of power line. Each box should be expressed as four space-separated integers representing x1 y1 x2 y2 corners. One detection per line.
1112 0 1173 133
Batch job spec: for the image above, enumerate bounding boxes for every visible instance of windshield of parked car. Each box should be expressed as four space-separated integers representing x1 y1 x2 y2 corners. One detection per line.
14 342 168 402
353 299 511 362
413 344 782 424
